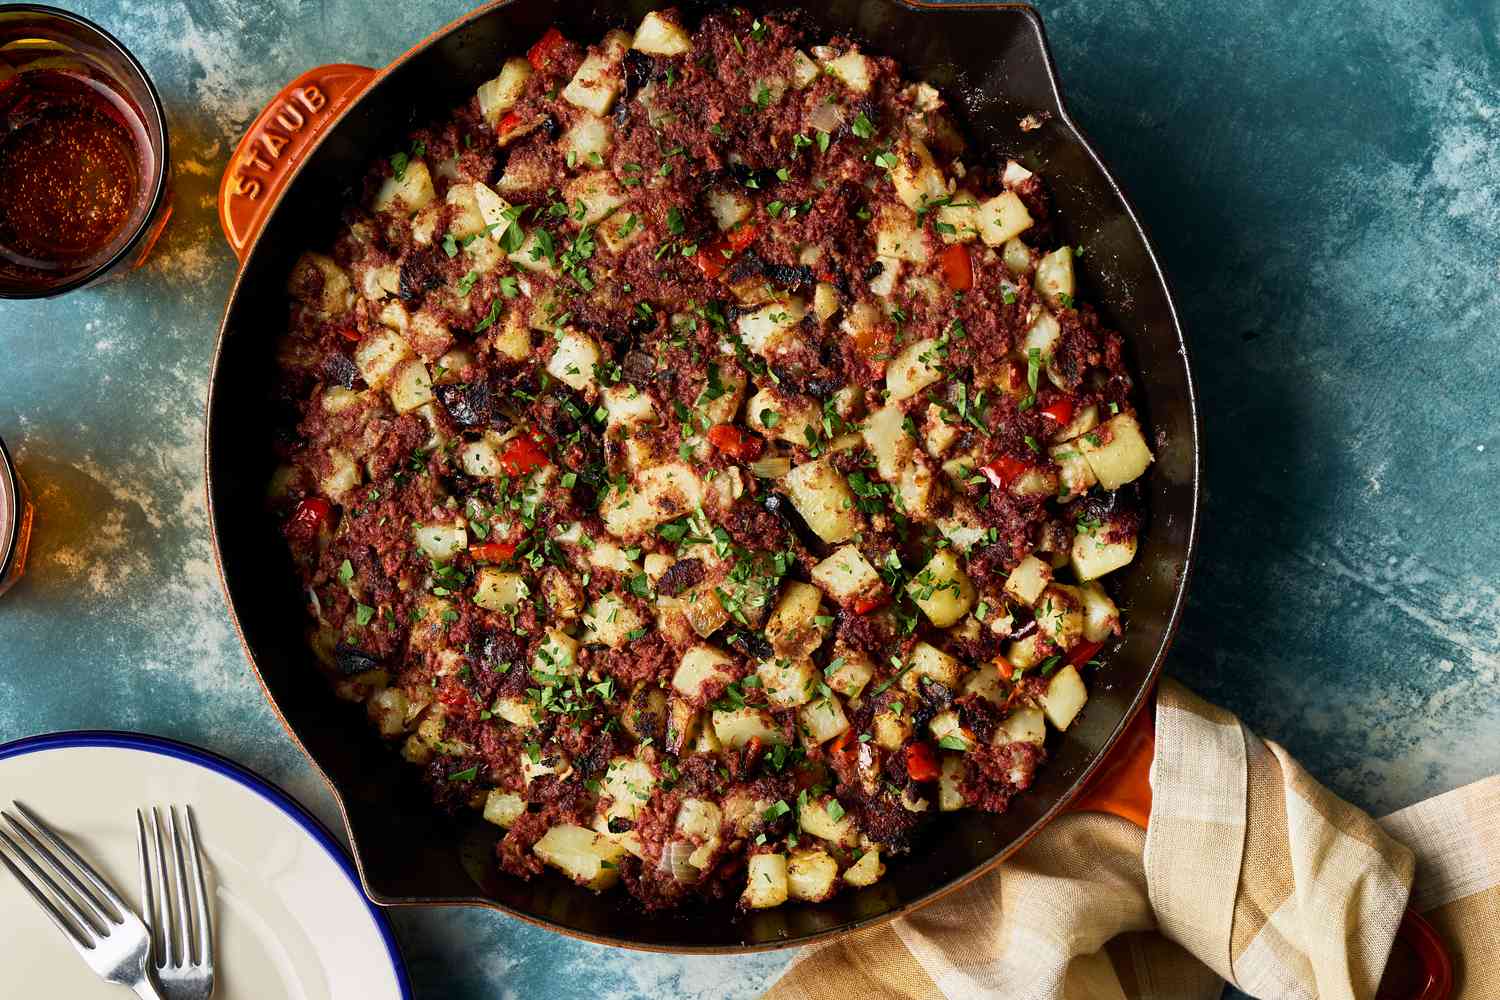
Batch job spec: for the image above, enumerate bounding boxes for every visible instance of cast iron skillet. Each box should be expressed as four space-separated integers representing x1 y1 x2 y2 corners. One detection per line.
207 0 1201 951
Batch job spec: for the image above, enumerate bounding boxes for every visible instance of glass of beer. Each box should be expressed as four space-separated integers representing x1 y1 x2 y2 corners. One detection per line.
0 4 171 297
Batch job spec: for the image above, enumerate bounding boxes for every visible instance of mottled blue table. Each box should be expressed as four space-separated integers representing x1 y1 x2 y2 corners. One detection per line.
2 1 1496 997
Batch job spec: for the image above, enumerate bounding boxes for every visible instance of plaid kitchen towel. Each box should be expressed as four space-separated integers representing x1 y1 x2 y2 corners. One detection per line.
765 679 1499 1000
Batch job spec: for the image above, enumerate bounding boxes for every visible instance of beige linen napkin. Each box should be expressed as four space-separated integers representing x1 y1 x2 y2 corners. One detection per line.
765 679 1498 1000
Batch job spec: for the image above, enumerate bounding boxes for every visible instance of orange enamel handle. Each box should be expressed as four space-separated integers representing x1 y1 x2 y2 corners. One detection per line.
217 64 377 263
1070 689 1450 999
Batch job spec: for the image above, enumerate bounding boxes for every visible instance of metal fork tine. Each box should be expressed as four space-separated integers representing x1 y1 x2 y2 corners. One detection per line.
183 805 212 965
0 825 100 945
2 810 115 933
136 809 161 967
148 807 175 967
166 806 194 966
12 801 126 921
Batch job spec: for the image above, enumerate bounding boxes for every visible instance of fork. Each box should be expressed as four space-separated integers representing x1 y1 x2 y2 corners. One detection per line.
137 806 215 1000
0 801 165 999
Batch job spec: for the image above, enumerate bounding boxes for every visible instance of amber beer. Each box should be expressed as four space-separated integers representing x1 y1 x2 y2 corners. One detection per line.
0 435 29 597
0 6 169 297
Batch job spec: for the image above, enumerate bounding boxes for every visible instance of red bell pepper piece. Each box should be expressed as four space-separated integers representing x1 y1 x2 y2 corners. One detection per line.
979 455 1030 489
526 27 567 72
337 327 361 343
497 432 549 477
706 423 765 461
497 111 522 134
1039 399 1075 426
938 243 973 292
469 541 517 564
994 656 1015 682
692 224 759 280
851 592 888 615
1066 640 1105 668
284 497 334 542
905 742 940 782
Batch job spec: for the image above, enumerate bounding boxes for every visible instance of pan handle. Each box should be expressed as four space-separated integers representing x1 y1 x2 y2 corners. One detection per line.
1069 692 1451 998
217 64 377 262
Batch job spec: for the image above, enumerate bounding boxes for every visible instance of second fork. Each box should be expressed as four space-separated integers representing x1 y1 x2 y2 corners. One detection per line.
137 806 215 1000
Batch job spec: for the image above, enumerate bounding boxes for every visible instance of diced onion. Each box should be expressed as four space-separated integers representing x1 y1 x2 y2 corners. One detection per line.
749 455 791 479
659 840 701 884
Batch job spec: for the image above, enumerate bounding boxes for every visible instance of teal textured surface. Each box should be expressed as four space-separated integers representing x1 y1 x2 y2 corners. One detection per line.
1 2 1495 997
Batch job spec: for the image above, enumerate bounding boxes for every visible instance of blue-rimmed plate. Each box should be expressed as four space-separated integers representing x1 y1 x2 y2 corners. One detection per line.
0 731 411 999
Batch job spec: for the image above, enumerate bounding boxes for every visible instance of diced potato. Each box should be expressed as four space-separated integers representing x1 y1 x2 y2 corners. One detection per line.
1078 413 1154 490
366 686 407 737
706 187 752 230
1050 441 1097 501
563 171 627 227
521 746 569 786
757 658 816 709
600 209 646 253
1078 582 1119 642
546 325 603 391
812 281 841 323
936 192 980 243
875 204 928 263
888 138 947 214
474 568 527 612
507 228 556 274
288 251 351 316
1009 466 1060 503
533 824 627 890
1036 246 1076 309
482 790 527 828
821 49 871 93
561 31 629 116
765 582 828 660
1055 403 1100 443
1071 527 1138 582
976 190 1033 246
907 548 976 627
632 11 691 55
744 853 789 909
601 383 655 429
1023 309 1061 362
672 644 736 700
374 160 435 214
863 403 915 480
787 849 839 902
784 460 859 544
532 628 581 677
1041 664 1088 730
745 387 819 447
799 796 855 846
798 695 850 745
320 386 363 416
825 650 875 701
602 756 656 821
938 753 965 811
1035 584 1085 650
885 338 944 402
1004 554 1053 605
1005 630 1050 671
929 709 974 751
843 848 884 887
712 707 783 749
562 114 612 165
790 49 820 88
601 462 703 539
810 544 882 605
676 797 721 842
872 701 913 749
387 359 433 414
413 520 467 563
901 642 964 694
354 329 414 389
582 592 645 648
996 706 1047 746
476 58 532 126
737 298 806 357
962 662 1006 705
492 694 539 729
493 309 531 361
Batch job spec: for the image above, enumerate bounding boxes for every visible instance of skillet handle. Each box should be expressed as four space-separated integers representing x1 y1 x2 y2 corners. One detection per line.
217 64 377 262
1069 692 1451 999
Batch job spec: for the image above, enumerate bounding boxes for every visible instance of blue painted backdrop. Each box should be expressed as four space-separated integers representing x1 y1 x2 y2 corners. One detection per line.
1 2 1496 997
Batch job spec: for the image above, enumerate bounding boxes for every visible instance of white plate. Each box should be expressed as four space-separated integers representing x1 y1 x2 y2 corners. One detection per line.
0 732 410 1000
